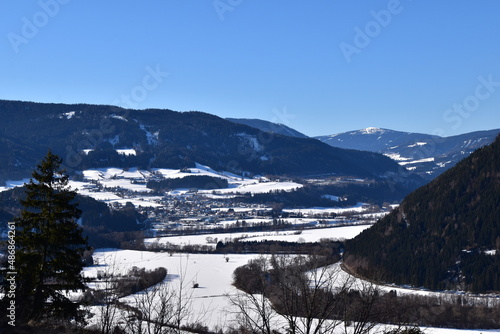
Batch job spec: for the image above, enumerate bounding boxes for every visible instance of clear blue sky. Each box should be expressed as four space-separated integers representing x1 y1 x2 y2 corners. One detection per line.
1 1 499 137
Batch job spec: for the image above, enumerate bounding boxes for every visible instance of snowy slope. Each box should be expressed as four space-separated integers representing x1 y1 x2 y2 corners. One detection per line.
316 128 500 179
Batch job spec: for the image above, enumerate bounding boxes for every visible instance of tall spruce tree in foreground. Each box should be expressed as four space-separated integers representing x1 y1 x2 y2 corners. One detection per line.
15 151 88 322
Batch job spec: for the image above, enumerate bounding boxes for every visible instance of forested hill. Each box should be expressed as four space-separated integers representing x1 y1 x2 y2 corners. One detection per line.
345 135 500 293
226 118 309 138
0 100 410 184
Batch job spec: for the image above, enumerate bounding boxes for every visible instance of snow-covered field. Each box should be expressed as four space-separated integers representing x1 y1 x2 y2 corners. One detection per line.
284 204 369 215
144 225 372 249
83 249 257 330
242 225 371 243
87 222 375 331
199 180 303 195
215 217 357 227
83 248 500 333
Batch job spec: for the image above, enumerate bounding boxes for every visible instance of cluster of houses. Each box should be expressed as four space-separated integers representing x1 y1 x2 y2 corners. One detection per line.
70 170 383 237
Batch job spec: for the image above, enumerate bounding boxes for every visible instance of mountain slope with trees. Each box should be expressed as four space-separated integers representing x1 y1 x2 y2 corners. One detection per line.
344 134 500 292
226 118 309 138
0 100 413 187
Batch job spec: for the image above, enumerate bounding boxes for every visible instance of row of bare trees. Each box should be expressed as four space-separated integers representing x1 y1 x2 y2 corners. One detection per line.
228 254 418 334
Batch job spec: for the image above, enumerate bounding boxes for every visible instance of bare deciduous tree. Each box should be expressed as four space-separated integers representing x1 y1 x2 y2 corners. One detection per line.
228 291 278 334
338 281 382 334
120 255 196 334
229 253 417 334
90 255 121 334
230 254 355 334
123 282 177 334
268 254 350 334
228 256 278 334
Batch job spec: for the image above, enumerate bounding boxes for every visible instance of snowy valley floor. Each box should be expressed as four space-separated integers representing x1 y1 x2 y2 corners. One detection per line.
81 245 500 333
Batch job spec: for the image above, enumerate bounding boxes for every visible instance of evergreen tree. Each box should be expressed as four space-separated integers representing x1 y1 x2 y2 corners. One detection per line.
14 151 89 322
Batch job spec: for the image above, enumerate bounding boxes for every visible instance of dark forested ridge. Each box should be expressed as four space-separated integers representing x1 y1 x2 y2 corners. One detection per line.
345 135 500 292
0 99 411 185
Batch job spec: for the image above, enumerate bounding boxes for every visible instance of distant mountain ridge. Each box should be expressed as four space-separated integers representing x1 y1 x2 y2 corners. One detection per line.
316 127 500 179
345 134 500 292
226 118 309 138
0 100 408 187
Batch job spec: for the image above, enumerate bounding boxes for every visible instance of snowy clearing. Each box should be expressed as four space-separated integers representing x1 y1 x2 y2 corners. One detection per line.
399 157 435 165
144 225 371 249
199 180 303 195
82 249 258 330
243 225 371 243
284 204 369 215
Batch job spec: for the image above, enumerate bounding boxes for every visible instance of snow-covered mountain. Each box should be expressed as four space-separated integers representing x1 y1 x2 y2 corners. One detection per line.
316 127 500 179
